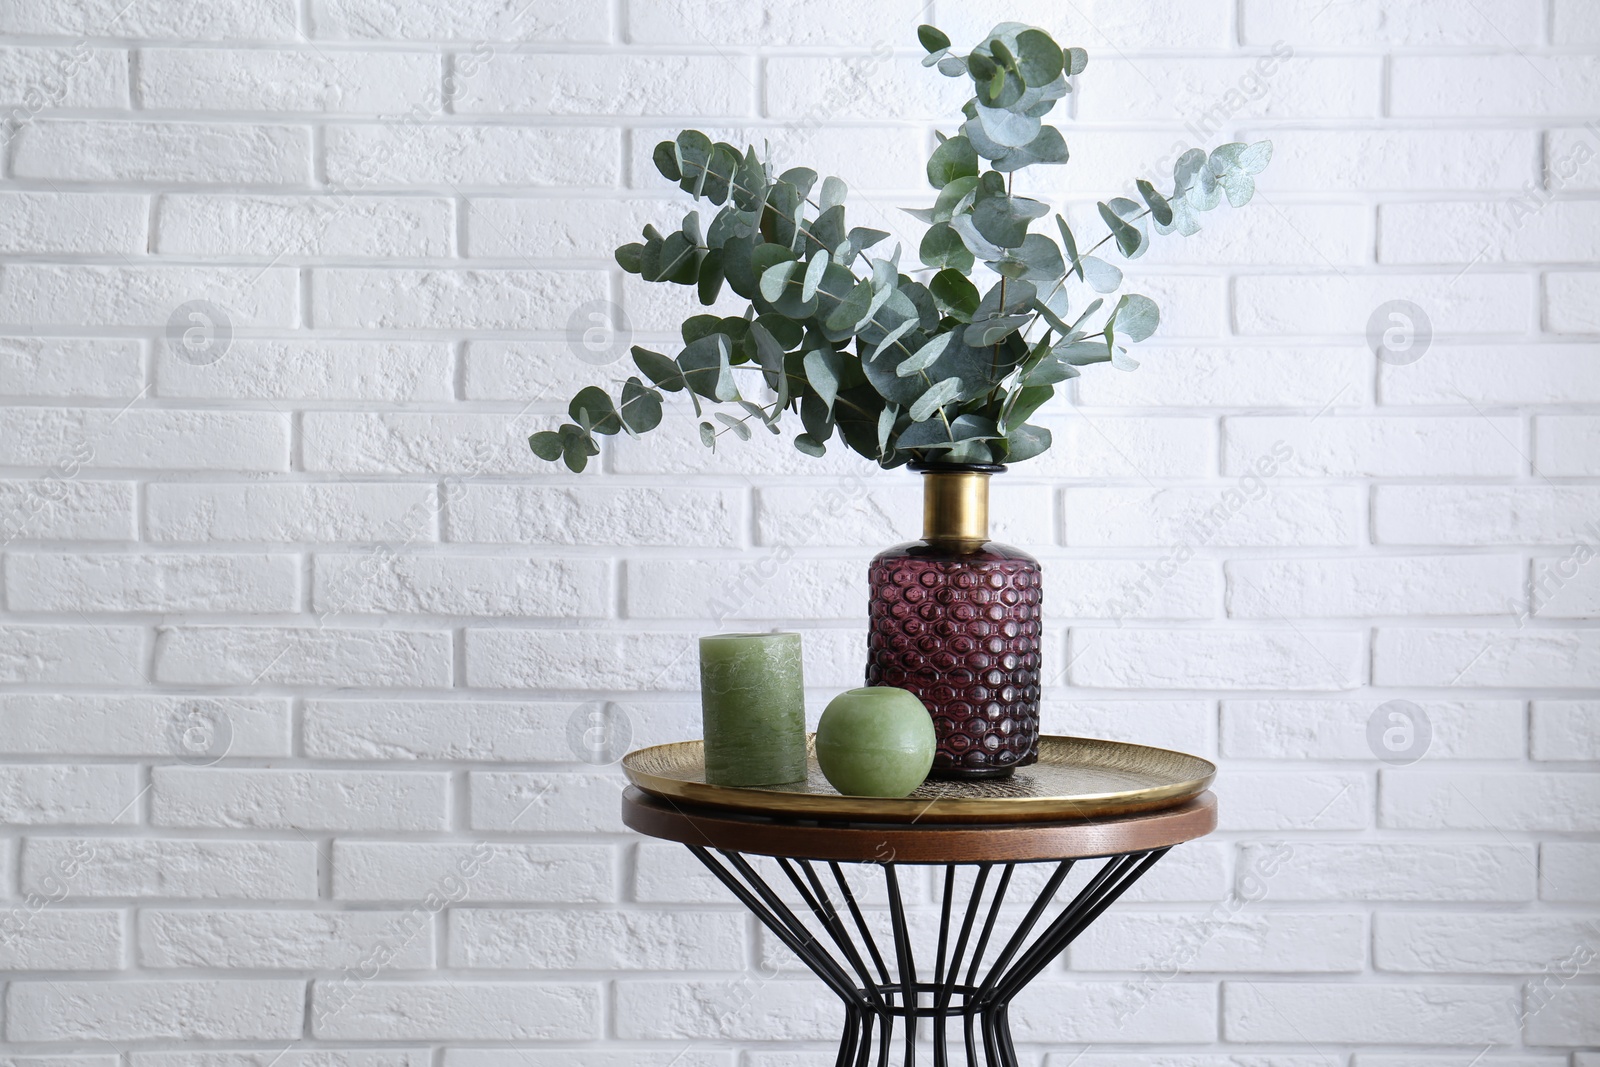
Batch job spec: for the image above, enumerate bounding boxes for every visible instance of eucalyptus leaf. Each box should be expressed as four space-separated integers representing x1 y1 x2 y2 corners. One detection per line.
927 135 979 188
896 332 953 377
619 377 663 433
804 348 844 409
918 24 951 52
794 433 826 457
1079 256 1123 293
1113 293 1160 342
909 376 963 422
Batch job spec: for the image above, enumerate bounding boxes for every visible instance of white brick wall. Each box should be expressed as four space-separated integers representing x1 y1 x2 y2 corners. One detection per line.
0 1 1596 1064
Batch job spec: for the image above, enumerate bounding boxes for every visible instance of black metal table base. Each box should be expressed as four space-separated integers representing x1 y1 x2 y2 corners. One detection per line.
688 845 1169 1067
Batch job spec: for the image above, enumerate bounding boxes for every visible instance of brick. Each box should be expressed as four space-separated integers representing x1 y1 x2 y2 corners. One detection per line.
12 120 310 184
1224 981 1515 1043
139 49 438 112
1122 842 1230 902
0 192 145 254
1532 549 1600 618
1526 986 1600 1043
627 125 926 193
765 54 968 122
1555 0 1600 43
1380 344 1600 405
0 765 138 824
139 910 433 970
1041 556 1219 620
0 263 297 331
462 339 654 402
1244 842 1535 901
1068 628 1363 690
1064 487 1363 547
147 482 439 543
0 408 289 470
315 553 610 618
456 55 752 115
1243 0 1540 44
1217 770 1371 831
157 195 453 258
152 767 449 831
449 483 742 548
1355 1058 1560 1067
1025 416 1214 479
448 909 743 970
1546 271 1600 332
465 197 678 260
1393 56 1600 117
304 699 577 761
1382 770 1600 831
314 267 604 330
0 625 145 684
1375 486 1600 544
612 411 863 476
1375 628 1600 688
0 479 135 541
615 979 837 1041
1246 128 1537 191
1072 912 1365 972
1079 56 1380 123
1226 415 1521 478
0 337 143 398
942 0 1231 48
0 909 121 969
1531 701 1600 760
1547 127 1600 190
312 981 599 1040
753 480 1053 548
0 695 288 758
22 838 318 899
6 552 299 612
1542 843 1600 901
1222 699 1524 760
302 412 547 474
627 556 861 620
1226 556 1522 617
1535 415 1600 475
629 0 933 44
1053 1058 1328 1067
451 1055 724 1067
0 45 127 107
1010 981 1217 1043
325 125 620 189
309 0 609 40
1076 345 1367 408
469 771 624 832
465 628 697 690
155 338 455 401
1381 201 1600 264
5 980 305 1041
154 625 452 687
0 0 296 36
136 1053 428 1067
332 842 614 902
1042 700 1216 756
1375 914 1600 974
1235 272 1530 335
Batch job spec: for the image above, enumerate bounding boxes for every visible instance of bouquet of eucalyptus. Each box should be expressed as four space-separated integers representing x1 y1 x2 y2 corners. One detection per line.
530 22 1271 472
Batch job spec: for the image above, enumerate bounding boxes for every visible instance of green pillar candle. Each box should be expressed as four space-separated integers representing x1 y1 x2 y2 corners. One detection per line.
699 631 807 787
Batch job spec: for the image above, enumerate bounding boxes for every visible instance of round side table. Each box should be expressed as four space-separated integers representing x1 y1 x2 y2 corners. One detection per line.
622 786 1217 1067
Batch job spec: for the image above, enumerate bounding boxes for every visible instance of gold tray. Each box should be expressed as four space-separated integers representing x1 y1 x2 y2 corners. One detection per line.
622 735 1215 824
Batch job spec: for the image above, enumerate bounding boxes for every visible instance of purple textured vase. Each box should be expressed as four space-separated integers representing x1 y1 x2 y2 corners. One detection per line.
865 464 1042 779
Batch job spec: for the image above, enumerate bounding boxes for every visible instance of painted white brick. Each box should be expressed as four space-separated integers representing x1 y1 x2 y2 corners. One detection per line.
1224 415 1521 477
313 268 604 330
1051 1057 1328 1067
765 54 969 122
1234 272 1530 336
951 0 1234 48
627 556 861 621
1541 842 1600 901
0 479 135 541
1546 126 1600 190
626 125 927 193
456 55 753 116
1379 344 1600 404
611 409 862 476
448 908 743 970
314 553 610 617
1545 271 1600 332
0 764 139 824
1068 628 1363 690
1393 56 1600 117
1025 416 1214 479
450 484 742 548
1043 700 1216 756
465 197 679 260
1374 486 1600 544
5 980 305 1041
312 981 600 1040
614 979 838 1041
1532 549 1600 618
0 909 122 969
139 49 439 112
1381 201 1600 264
0 262 296 328
1526 986 1600 1043
0 695 290 757
1531 700 1600 760
331 842 615 902
1226 556 1523 617
1355 1057 1561 1067
157 196 453 258
1009 981 1218 1043
1375 914 1600 974
22 838 319 899
1375 628 1600 688
468 771 623 832
752 480 1053 549
1554 0 1600 43
154 625 452 687
0 192 145 254
139 910 433 969
0 408 289 470
1077 56 1381 123
1535 414 1600 476
1216 770 1371 831
133 1054 428 1067
0 45 126 107
1241 0 1541 44
1072 911 1365 972
309 0 609 41
1076 345 1367 408
630 0 931 45
154 339 453 400
461 340 656 402
0 624 146 684
1222 699 1525 760
305 699 577 761
147 482 439 543
1042 556 1219 620
1064 487 1364 547
152 767 450 831
302 412 547 474
1381 770 1600 831
448 1054 725 1067
1223 981 1516 1043
0 0 296 37
1244 128 1537 191
324 125 621 189
12 121 310 184
0 337 143 399
5 552 299 612
1242 843 1536 901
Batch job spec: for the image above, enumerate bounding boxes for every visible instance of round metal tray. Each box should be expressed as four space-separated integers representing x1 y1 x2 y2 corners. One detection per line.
621 734 1215 824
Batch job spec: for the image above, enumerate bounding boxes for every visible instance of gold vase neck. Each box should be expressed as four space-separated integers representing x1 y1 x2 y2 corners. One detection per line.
922 469 991 546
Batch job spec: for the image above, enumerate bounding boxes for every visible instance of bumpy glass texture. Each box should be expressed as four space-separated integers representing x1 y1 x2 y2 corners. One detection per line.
866 541 1043 778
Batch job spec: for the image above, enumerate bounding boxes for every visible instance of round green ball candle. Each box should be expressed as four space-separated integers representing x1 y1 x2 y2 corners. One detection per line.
699 631 807 787
815 686 936 798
